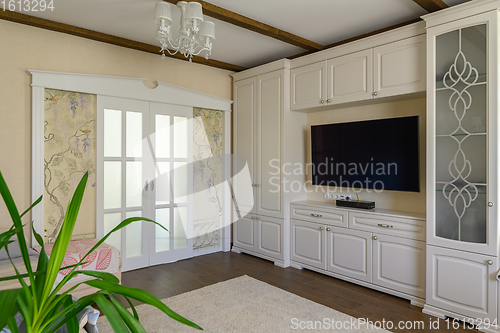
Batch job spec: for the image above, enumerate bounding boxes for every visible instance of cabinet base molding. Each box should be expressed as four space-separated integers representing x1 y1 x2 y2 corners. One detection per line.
291 260 425 308
232 246 289 268
422 305 500 333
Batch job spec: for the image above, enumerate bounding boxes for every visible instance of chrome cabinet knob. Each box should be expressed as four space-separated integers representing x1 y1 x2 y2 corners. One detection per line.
319 227 323 230
326 228 331 231
488 202 494 207
320 100 325 104
326 99 331 103
373 91 378 96
487 260 493 265
373 236 378 240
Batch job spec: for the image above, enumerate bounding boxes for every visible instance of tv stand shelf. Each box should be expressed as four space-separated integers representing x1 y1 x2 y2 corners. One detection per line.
290 201 426 307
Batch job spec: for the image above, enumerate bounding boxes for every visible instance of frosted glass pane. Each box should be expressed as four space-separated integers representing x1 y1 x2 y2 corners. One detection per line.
104 109 122 157
461 25 486 79
155 115 170 158
126 162 142 208
460 187 486 244
174 162 187 203
436 30 459 84
126 112 143 158
156 162 170 205
436 184 458 241
174 206 187 249
126 211 142 258
104 213 122 250
104 162 121 209
155 208 170 252
174 116 188 158
461 135 486 184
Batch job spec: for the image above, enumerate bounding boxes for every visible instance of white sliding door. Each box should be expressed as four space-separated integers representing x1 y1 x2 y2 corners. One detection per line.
97 97 193 271
149 102 193 265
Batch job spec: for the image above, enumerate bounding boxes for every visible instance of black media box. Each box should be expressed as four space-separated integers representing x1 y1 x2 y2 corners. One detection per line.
336 199 375 210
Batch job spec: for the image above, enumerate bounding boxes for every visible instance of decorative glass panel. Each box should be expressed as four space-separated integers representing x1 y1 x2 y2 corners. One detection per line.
125 211 142 258
104 161 121 209
126 162 142 208
155 162 170 205
174 116 188 158
173 162 187 203
155 115 170 158
126 111 143 158
104 109 122 157
104 213 122 250
174 206 187 249
155 208 170 252
435 24 487 244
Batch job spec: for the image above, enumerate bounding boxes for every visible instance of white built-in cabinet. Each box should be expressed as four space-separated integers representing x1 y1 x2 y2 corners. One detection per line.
231 60 307 267
423 2 500 328
290 35 426 111
290 201 426 306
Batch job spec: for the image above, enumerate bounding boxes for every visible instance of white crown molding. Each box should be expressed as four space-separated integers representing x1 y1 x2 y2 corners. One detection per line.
422 0 500 28
29 70 233 111
290 21 425 69
231 59 290 82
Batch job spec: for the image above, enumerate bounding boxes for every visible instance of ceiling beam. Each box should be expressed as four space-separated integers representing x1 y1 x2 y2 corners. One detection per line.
413 0 448 12
163 0 324 52
0 10 246 72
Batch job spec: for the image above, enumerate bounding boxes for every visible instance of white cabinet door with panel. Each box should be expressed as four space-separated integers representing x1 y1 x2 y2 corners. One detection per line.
291 219 326 270
426 245 497 321
233 215 256 252
327 49 373 105
290 61 327 110
373 35 426 98
327 227 372 283
255 70 284 219
372 234 425 298
291 204 348 228
256 215 284 260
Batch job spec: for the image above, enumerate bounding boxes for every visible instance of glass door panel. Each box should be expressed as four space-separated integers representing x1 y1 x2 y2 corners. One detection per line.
434 24 487 245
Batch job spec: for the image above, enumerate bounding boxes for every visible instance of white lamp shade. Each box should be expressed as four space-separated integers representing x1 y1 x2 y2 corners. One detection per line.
155 2 172 25
200 21 215 40
186 2 204 22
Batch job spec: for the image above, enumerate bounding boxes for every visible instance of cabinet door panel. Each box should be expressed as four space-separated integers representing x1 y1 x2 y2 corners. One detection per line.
291 219 326 269
373 235 425 298
233 78 256 216
327 227 372 283
427 245 497 321
327 49 373 104
291 204 348 228
373 35 425 98
233 215 256 252
256 71 283 218
291 61 327 110
257 216 284 260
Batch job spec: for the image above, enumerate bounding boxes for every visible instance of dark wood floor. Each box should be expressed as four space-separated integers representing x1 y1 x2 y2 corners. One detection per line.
119 251 476 333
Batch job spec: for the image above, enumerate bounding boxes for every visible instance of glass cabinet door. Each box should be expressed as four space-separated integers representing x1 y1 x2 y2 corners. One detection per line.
434 24 488 246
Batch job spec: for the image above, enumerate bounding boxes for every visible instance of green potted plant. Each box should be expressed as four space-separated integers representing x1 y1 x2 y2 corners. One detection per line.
0 171 202 332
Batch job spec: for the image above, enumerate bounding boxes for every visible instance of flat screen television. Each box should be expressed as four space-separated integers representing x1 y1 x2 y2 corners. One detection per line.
311 116 420 192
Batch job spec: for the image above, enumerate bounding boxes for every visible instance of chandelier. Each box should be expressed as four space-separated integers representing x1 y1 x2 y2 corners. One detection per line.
154 1 215 61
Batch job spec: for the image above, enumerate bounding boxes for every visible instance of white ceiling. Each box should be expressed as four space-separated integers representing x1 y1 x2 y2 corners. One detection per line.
12 0 471 69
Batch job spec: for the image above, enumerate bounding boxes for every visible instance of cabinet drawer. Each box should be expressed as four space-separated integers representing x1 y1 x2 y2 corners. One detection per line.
349 212 425 241
291 205 348 227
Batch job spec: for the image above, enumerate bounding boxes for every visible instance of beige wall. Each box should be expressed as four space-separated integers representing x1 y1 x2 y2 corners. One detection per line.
0 20 232 235
306 97 426 214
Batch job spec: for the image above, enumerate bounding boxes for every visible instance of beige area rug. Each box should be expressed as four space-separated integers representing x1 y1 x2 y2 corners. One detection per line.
97 275 391 332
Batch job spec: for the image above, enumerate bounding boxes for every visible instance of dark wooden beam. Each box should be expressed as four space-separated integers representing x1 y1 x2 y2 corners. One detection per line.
0 10 246 72
288 18 422 60
163 0 324 52
413 0 448 13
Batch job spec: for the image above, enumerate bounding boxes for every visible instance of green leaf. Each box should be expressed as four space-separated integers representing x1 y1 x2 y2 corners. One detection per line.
84 279 202 330
7 316 20 333
125 297 139 321
0 289 21 330
94 294 130 332
66 270 119 284
32 222 49 304
109 295 146 333
62 295 78 333
20 195 42 218
42 172 88 303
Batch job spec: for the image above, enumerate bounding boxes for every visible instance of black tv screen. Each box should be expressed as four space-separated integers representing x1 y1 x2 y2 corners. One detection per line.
311 116 420 192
